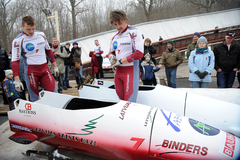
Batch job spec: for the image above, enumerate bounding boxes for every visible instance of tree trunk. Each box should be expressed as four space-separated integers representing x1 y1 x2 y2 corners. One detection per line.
70 0 77 39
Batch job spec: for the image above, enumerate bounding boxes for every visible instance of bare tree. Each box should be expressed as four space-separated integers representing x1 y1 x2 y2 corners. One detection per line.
0 0 31 52
61 0 87 39
183 0 217 13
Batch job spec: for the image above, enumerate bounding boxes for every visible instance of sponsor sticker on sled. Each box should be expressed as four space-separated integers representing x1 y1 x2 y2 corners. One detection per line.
188 118 220 136
219 132 236 158
160 109 182 132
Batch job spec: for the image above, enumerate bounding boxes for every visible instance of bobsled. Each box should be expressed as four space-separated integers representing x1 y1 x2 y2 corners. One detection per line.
8 91 240 160
79 80 240 138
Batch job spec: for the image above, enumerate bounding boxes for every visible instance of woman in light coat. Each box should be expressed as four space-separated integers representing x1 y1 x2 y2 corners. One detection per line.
188 36 215 88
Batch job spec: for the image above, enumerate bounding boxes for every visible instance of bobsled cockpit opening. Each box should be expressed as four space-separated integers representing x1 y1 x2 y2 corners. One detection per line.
64 98 116 110
108 85 155 91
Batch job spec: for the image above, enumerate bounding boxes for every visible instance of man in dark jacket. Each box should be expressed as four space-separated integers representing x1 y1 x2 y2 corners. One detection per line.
0 45 10 104
158 40 183 88
213 31 240 88
63 43 72 90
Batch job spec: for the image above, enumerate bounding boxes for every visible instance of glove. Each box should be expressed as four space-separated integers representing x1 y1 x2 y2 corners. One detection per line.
108 54 117 65
112 59 121 72
195 70 208 79
14 80 24 92
201 71 208 79
54 67 59 77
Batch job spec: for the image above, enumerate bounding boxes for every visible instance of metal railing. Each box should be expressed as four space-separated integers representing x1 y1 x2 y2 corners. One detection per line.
152 25 240 58
81 25 240 77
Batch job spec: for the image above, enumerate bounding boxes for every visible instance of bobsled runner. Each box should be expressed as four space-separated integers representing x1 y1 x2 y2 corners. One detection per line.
8 91 240 160
79 80 240 138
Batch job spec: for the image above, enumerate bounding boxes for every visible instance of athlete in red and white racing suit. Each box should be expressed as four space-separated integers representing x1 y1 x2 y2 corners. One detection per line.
107 11 143 102
12 16 58 102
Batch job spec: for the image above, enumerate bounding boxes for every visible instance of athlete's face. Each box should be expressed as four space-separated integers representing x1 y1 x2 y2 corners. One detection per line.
21 23 35 37
113 19 128 33
95 40 99 46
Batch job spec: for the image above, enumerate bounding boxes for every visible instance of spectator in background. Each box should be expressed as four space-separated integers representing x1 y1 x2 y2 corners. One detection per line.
70 42 84 89
158 40 183 88
214 26 219 34
141 53 160 85
186 32 201 59
142 38 157 65
3 70 21 110
158 36 163 46
49 38 68 93
93 40 104 79
0 45 10 105
188 36 214 88
142 38 157 85
213 31 240 88
63 42 72 90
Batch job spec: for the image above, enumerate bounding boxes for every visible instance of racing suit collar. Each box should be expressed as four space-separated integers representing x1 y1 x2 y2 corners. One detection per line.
119 24 129 34
21 31 29 36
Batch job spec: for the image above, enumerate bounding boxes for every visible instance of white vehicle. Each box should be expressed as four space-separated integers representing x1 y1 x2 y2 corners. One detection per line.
79 80 240 138
8 91 240 160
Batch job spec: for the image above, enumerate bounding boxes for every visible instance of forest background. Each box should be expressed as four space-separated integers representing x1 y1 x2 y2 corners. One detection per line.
0 0 239 52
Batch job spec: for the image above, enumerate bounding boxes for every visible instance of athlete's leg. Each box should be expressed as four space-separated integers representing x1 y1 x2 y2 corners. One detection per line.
114 67 124 100
125 61 140 102
123 69 133 101
26 66 40 102
40 64 57 93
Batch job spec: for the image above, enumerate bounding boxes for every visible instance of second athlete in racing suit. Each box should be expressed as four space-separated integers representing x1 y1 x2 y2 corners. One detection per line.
108 25 143 102
12 31 58 102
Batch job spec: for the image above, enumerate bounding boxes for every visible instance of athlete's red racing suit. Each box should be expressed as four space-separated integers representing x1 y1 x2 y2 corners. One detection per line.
108 25 144 102
12 31 57 102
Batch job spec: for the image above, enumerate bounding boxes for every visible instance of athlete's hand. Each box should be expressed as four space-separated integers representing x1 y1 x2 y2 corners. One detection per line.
54 67 59 77
14 80 24 92
108 54 117 65
112 60 121 72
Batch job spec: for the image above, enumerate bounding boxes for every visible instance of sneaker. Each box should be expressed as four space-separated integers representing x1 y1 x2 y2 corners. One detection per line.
67 86 72 88
63 87 68 90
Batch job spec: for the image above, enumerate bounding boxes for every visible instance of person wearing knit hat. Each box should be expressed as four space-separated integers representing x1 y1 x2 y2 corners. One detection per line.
186 32 201 59
72 42 78 46
188 36 215 88
70 41 84 89
167 40 174 46
141 53 160 85
158 39 183 88
197 36 207 44
3 69 21 110
213 31 240 88
5 69 13 78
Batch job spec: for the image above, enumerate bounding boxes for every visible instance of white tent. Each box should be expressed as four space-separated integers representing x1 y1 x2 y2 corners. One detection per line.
60 8 240 63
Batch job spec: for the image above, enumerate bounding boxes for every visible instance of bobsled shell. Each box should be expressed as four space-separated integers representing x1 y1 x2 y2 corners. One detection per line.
149 109 240 160
8 94 157 160
185 92 240 137
79 82 240 138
